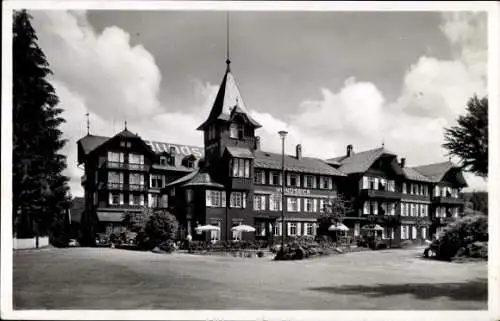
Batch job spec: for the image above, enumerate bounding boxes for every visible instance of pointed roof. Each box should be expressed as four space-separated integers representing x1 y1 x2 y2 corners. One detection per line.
402 167 434 183
115 128 140 139
197 65 261 130
327 147 399 175
165 168 224 189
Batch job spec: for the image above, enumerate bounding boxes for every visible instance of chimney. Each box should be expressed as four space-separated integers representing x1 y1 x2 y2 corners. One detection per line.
346 144 354 157
400 157 406 168
296 144 302 160
169 146 176 155
255 136 261 150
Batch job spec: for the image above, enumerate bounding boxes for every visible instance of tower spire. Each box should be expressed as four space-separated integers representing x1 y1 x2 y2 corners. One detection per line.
225 11 231 70
85 112 90 135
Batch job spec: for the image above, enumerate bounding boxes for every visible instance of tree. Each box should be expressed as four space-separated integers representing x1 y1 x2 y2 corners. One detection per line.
137 210 179 250
13 10 70 242
317 194 353 238
443 95 488 178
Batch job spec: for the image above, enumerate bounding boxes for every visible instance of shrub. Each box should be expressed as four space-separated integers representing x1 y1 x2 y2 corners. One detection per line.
257 251 264 258
158 240 177 253
136 210 178 250
431 213 488 261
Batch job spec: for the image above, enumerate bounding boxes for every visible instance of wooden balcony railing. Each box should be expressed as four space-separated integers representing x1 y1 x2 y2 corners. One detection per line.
102 161 149 171
360 189 401 200
432 196 465 205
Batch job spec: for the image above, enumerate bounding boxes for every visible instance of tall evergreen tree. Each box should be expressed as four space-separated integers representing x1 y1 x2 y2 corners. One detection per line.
443 95 488 178
13 10 70 242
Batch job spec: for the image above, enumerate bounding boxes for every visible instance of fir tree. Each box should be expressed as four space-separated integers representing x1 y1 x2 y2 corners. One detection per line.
13 10 70 243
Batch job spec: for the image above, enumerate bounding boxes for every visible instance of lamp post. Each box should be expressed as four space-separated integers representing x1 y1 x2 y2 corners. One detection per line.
278 130 288 249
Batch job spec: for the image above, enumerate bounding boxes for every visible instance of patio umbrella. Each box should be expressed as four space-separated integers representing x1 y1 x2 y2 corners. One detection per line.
362 224 384 231
231 224 256 232
195 224 220 232
328 223 349 231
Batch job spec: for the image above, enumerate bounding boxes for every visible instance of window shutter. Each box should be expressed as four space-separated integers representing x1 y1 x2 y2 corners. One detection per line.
374 178 379 190
253 196 258 210
373 201 378 215
108 192 112 205
261 195 266 211
221 191 226 208
205 190 211 207
313 223 317 236
243 193 247 208
279 173 283 186
287 197 292 211
245 160 250 178
279 195 283 211
261 171 265 184
328 177 333 190
296 175 301 187
120 153 124 163
119 193 124 205
319 199 324 213
297 223 302 236
287 223 291 236
140 175 144 186
140 195 144 206
313 199 318 212
412 226 417 240
362 176 368 189
364 201 369 215
313 176 317 189
401 225 404 239
129 194 134 205
270 173 274 185
297 198 301 212
287 174 291 186
140 155 144 164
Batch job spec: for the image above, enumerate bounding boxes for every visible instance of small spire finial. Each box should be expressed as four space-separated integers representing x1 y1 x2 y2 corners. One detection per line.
382 140 385 148
225 12 231 70
85 112 90 135
124 120 127 130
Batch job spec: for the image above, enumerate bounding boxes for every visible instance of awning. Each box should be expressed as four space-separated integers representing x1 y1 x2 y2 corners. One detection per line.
97 212 125 223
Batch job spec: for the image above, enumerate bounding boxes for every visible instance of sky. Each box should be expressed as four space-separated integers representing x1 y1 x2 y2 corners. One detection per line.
27 9 488 197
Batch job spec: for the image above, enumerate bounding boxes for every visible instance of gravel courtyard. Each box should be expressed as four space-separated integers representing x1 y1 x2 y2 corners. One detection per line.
13 247 487 310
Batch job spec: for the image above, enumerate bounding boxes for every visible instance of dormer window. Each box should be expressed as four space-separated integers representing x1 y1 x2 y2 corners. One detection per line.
167 155 175 166
160 156 167 166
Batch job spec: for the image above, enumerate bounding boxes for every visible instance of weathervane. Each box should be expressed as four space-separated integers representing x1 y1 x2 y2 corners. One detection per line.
85 112 90 135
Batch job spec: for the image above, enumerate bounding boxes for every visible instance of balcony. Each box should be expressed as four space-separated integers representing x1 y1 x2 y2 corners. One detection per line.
432 216 457 225
229 177 252 190
102 161 149 171
360 189 401 200
432 196 465 205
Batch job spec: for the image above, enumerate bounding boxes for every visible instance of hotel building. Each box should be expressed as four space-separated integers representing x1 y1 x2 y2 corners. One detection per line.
77 59 467 246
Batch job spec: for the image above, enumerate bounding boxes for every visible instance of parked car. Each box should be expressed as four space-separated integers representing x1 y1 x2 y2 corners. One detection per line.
68 239 79 247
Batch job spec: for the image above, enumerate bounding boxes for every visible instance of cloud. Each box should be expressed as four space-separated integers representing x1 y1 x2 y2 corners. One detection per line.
32 10 487 196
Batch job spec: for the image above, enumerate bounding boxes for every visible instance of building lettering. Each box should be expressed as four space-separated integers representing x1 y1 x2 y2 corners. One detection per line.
145 140 205 157
275 187 312 196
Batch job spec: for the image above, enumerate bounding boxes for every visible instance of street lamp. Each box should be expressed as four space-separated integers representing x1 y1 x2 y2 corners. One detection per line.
278 130 288 249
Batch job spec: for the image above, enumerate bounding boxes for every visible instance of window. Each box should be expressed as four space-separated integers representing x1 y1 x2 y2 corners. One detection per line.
109 192 122 205
401 225 410 240
210 222 221 241
387 180 395 192
274 223 281 236
160 156 167 166
383 227 394 239
288 198 298 212
148 193 160 208
230 123 243 139
424 185 429 196
108 151 124 163
108 172 123 184
253 195 266 211
305 176 314 188
186 159 195 168
321 176 331 189
161 194 168 208
130 173 144 186
129 194 144 206
270 194 282 211
230 192 245 208
289 223 297 236
129 153 144 164
305 223 314 236
186 189 194 203
167 155 175 166
254 170 265 184
270 172 280 185
305 198 313 212
402 182 407 194
208 125 216 140
289 174 298 187
206 190 222 207
150 174 164 188
256 222 266 237
230 158 251 178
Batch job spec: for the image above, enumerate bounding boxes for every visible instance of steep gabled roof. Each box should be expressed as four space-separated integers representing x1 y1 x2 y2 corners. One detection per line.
402 167 434 183
412 161 459 182
197 65 261 130
165 168 224 189
78 135 108 155
254 150 345 176
327 147 398 175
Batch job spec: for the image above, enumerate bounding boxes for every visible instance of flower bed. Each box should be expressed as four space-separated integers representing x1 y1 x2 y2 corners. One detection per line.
274 239 348 261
